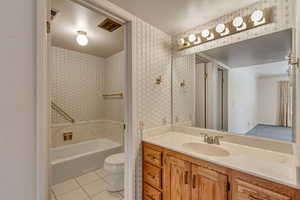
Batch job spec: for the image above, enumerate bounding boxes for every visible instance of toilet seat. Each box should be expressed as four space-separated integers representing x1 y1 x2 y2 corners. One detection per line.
105 152 125 165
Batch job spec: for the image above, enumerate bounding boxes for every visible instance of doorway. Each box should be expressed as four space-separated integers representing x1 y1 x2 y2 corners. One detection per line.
37 0 133 199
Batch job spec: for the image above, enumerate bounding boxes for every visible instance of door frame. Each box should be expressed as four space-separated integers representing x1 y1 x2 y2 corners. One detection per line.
36 0 136 199
294 0 300 167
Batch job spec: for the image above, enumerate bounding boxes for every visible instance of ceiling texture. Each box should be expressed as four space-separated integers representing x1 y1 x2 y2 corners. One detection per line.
106 0 257 35
52 0 124 58
203 29 293 68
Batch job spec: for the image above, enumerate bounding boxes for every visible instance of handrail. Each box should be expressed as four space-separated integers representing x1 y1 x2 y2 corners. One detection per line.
102 93 123 98
51 102 75 123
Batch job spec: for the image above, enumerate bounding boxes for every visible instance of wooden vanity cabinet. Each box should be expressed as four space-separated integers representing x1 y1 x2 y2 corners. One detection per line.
164 155 191 200
142 142 299 200
191 164 228 200
231 171 296 200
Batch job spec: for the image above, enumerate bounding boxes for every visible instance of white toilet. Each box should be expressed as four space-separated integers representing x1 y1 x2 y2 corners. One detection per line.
104 152 125 192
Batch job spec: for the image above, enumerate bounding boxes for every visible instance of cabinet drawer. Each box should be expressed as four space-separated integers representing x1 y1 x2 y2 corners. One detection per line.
144 183 162 200
144 147 162 167
235 179 291 200
144 162 162 189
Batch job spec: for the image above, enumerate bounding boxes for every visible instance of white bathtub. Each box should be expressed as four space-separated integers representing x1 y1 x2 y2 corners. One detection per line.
51 139 123 184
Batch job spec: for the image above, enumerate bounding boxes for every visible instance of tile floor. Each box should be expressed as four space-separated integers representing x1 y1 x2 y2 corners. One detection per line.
51 168 123 200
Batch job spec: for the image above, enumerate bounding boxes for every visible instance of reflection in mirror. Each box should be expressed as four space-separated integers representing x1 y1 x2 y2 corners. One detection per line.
173 29 294 141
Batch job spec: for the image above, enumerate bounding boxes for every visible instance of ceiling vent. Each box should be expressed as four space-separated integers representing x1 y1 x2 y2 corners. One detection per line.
51 9 59 20
98 18 122 32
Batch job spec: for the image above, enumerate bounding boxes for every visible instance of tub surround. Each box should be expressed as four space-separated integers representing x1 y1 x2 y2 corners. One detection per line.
51 120 123 147
142 127 298 189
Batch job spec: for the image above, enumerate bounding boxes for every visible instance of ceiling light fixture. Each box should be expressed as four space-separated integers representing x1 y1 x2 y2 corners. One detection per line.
76 31 88 46
251 10 265 26
233 17 246 31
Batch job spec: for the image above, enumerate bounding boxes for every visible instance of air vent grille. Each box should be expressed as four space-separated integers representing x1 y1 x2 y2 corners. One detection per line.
98 18 122 32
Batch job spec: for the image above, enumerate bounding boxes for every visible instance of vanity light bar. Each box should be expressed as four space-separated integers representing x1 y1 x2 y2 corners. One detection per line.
178 8 272 51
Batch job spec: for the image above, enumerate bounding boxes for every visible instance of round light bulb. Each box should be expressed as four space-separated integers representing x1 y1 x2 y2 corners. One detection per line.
188 34 197 42
201 29 210 38
233 17 244 28
251 10 264 22
178 38 185 45
216 24 226 33
76 31 88 46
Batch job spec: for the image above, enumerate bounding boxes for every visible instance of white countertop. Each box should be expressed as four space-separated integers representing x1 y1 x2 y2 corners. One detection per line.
143 131 299 189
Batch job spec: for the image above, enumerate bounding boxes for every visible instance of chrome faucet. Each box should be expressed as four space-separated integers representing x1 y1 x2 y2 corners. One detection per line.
203 134 223 145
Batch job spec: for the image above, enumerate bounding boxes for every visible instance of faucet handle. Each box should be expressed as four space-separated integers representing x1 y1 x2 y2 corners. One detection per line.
203 134 209 143
213 135 223 145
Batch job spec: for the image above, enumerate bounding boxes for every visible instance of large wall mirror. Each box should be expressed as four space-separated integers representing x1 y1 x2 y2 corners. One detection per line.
172 29 296 142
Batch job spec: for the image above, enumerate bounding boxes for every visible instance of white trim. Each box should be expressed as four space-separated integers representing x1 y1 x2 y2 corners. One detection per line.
36 0 49 199
50 119 124 128
36 1 136 200
294 0 300 167
70 0 126 24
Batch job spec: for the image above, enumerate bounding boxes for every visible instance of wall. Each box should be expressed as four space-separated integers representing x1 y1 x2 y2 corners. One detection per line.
51 46 105 123
104 51 125 122
257 75 289 125
0 0 36 200
228 67 258 133
135 21 172 129
50 47 124 147
173 54 195 124
133 20 172 199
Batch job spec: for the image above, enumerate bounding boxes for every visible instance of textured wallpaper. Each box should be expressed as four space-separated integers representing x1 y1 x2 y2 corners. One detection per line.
51 46 105 123
134 19 172 130
104 51 125 122
50 47 124 147
132 18 172 200
173 54 195 124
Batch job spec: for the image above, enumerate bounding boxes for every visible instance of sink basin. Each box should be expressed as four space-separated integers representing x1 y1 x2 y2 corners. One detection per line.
182 142 230 157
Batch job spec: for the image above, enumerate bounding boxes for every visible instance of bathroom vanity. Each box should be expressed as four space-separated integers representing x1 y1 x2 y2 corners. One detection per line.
142 132 300 200
144 24 300 199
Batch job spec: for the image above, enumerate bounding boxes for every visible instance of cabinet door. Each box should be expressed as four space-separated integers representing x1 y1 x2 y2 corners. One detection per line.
191 164 228 200
164 155 191 200
232 179 291 200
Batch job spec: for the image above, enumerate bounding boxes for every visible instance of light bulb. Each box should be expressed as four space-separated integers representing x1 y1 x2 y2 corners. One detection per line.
216 24 226 33
201 29 210 38
233 17 244 28
251 10 264 22
76 31 88 46
178 38 185 45
188 34 197 43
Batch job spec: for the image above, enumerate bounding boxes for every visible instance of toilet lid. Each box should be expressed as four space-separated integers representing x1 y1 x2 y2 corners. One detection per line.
105 153 125 165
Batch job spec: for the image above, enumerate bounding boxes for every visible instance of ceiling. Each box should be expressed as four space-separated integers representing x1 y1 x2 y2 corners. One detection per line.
202 29 293 68
251 61 289 78
52 0 123 58
106 0 257 35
